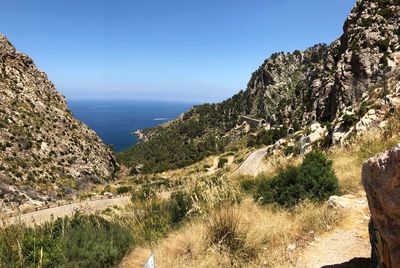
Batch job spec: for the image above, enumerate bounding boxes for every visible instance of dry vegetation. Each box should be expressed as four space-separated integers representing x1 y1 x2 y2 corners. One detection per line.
330 112 400 194
120 110 400 268
120 199 343 268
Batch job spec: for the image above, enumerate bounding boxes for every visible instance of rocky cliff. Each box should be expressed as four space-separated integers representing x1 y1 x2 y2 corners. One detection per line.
119 0 400 172
231 0 399 126
0 34 116 206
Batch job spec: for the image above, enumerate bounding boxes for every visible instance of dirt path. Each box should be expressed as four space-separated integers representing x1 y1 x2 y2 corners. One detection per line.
231 146 270 176
3 196 131 227
297 195 371 268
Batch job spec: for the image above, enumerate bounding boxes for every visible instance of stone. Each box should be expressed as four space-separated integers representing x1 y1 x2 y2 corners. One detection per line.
308 124 326 143
327 195 368 211
362 144 400 267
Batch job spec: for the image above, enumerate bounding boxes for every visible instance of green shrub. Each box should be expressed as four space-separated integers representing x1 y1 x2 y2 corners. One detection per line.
239 176 260 194
218 158 228 168
254 151 339 207
247 127 288 148
136 200 174 242
359 17 376 27
116 185 133 194
378 8 391 18
342 113 358 130
283 145 301 156
0 214 134 268
358 102 369 117
131 185 156 202
376 38 390 52
168 191 193 224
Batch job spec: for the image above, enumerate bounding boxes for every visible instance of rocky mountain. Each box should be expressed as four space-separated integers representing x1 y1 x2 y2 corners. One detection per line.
119 0 400 173
0 34 116 206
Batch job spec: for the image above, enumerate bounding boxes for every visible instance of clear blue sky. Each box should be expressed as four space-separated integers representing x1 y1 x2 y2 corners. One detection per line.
1 0 355 103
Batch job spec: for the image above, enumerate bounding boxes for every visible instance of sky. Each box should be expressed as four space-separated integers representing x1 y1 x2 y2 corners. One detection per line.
0 1 355 103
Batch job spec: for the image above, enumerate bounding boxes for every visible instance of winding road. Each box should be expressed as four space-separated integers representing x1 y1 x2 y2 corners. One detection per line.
3 196 131 227
3 146 270 227
232 146 271 177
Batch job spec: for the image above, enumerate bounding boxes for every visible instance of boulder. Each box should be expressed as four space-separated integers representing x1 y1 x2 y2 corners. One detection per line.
362 144 400 267
327 194 367 210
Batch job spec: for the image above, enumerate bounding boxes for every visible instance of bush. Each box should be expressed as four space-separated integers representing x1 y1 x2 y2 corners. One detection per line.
283 145 301 156
131 185 156 202
135 200 174 242
206 209 246 253
254 151 339 207
239 176 260 194
116 185 133 194
342 113 358 130
218 158 228 168
168 191 193 224
0 214 134 268
378 7 391 18
376 38 390 52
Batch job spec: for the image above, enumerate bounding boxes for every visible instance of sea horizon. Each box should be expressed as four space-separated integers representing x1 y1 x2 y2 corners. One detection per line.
67 99 195 152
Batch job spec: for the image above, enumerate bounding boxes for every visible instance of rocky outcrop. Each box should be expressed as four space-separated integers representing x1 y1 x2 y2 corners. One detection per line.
0 34 116 206
243 0 400 126
362 144 400 267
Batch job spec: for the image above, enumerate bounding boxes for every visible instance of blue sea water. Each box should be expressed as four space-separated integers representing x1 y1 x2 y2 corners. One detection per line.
67 99 195 152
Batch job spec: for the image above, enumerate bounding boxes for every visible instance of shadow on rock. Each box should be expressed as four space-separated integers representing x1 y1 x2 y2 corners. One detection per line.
322 257 371 268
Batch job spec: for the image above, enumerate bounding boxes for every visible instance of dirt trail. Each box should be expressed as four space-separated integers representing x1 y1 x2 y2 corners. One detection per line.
297 195 371 268
3 196 131 227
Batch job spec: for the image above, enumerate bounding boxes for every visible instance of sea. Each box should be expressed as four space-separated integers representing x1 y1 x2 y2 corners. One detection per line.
67 99 195 152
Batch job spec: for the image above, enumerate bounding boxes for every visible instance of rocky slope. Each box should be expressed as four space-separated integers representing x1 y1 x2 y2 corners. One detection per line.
0 34 116 206
119 0 400 172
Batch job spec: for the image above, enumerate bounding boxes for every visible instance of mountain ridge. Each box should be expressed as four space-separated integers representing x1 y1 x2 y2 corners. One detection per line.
118 0 400 173
0 34 117 206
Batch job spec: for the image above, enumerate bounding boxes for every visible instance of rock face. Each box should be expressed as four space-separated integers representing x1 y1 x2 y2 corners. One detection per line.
242 0 400 125
0 34 116 206
362 144 400 267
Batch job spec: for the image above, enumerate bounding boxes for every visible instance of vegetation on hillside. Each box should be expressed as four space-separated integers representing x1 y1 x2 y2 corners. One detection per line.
0 214 133 268
253 151 339 207
0 174 240 268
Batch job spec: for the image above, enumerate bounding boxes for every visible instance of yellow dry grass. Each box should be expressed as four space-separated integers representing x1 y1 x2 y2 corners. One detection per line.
120 198 344 268
330 126 400 194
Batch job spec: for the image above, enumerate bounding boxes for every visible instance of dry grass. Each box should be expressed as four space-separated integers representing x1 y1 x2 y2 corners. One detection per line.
260 152 302 177
330 125 400 194
120 198 344 268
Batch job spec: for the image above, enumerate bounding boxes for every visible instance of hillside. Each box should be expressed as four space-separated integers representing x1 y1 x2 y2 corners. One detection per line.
118 0 400 173
0 34 116 207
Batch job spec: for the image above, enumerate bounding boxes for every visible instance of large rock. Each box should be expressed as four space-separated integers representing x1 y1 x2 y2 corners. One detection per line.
362 144 400 267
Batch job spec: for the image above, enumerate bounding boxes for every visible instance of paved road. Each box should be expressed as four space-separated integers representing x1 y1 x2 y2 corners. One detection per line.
3 196 131 227
232 146 271 177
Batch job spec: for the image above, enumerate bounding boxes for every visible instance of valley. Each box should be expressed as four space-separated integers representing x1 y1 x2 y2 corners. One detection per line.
1 0 400 267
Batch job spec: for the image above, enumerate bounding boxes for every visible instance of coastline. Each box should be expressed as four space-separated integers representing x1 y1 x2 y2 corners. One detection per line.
133 129 147 141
